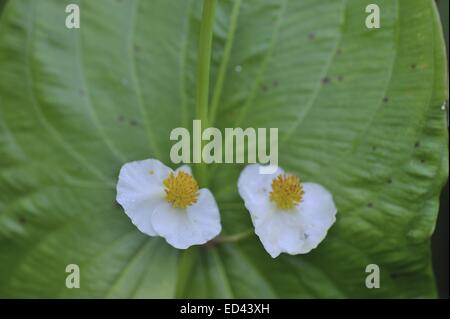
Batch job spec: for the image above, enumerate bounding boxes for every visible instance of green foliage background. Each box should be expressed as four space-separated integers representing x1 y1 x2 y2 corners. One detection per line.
0 0 448 298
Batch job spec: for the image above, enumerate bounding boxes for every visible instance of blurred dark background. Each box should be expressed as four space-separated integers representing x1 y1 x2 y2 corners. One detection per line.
432 0 449 300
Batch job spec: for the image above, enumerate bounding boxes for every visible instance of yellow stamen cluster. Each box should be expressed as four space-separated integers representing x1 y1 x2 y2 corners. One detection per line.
269 174 304 209
163 171 199 209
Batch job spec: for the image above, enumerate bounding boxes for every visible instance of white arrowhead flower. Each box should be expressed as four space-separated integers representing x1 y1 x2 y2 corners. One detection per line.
116 159 221 249
238 164 337 258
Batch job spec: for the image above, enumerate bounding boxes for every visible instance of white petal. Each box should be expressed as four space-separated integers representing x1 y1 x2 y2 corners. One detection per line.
116 159 172 236
151 189 221 249
296 183 337 246
186 189 222 241
238 165 337 258
175 165 192 175
238 164 283 219
253 211 304 258
254 182 337 257
117 159 172 187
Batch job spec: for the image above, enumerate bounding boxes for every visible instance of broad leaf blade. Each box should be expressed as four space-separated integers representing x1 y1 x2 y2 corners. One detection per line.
0 0 447 298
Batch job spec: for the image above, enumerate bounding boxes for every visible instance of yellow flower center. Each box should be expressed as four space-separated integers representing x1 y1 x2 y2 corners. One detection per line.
269 174 304 209
163 171 199 209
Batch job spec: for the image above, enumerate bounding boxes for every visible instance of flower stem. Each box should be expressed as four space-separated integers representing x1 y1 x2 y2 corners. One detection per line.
196 0 217 186
209 0 241 125
211 229 254 244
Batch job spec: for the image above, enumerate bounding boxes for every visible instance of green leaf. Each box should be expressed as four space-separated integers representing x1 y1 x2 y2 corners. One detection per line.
0 0 6 14
0 0 447 298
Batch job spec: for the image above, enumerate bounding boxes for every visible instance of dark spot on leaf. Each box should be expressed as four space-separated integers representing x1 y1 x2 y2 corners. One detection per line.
414 141 420 148
321 77 330 84
337 75 343 81
387 178 393 184
19 216 27 224
372 145 377 151
118 115 124 122
130 119 139 126
411 64 416 69
260 84 268 92
383 97 389 103
367 203 373 208
308 33 315 40
272 80 279 87
420 159 425 164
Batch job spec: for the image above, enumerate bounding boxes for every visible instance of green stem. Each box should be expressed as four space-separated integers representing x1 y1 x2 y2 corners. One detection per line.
212 229 254 244
196 0 217 186
209 0 241 125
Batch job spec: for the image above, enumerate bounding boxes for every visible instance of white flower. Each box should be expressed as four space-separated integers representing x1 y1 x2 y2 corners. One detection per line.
238 164 337 258
116 159 221 249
